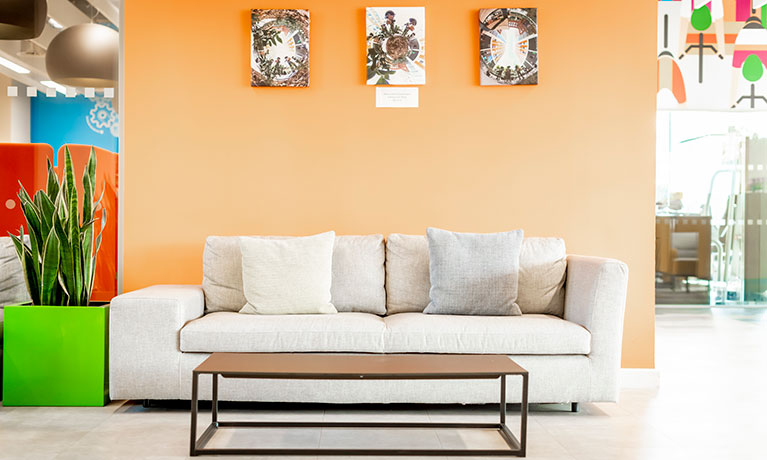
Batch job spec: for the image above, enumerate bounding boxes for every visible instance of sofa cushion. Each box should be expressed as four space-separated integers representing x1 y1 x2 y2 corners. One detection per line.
383 313 590 355
180 311 386 353
424 227 524 316
203 234 386 315
385 235 567 316
385 234 431 315
518 238 567 315
330 235 386 315
239 232 337 315
0 236 31 307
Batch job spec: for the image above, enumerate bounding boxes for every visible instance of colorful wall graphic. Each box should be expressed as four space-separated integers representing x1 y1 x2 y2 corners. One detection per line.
30 95 119 163
658 0 767 110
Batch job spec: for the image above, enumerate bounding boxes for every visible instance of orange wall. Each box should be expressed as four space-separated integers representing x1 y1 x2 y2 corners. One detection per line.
124 1 656 368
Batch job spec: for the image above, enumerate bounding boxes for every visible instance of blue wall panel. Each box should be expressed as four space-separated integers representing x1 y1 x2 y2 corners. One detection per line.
30 95 119 164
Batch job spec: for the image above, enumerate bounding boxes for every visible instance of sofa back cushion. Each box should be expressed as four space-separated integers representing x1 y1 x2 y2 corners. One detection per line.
385 234 566 316
0 236 31 307
203 234 386 315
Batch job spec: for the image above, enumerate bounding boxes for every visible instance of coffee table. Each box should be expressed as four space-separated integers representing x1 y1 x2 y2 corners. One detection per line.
190 353 528 457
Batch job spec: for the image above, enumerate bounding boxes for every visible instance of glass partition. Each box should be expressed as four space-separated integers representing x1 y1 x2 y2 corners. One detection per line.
656 111 767 305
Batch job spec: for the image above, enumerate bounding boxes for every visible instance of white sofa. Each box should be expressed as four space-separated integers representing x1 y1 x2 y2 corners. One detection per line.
109 234 628 405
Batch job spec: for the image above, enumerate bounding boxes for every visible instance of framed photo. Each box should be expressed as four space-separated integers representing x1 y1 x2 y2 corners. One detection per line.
479 8 538 85
251 9 310 87
366 7 426 85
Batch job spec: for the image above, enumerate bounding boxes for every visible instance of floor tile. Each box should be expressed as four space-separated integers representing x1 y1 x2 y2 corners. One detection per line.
0 308 764 459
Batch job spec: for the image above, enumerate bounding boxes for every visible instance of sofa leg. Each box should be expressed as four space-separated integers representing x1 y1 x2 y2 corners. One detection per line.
571 402 579 412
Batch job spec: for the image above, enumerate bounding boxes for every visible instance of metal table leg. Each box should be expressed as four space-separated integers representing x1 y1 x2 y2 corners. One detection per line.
212 373 218 424
190 371 199 456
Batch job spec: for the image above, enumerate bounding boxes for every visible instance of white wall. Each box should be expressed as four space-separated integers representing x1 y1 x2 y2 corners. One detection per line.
0 74 30 142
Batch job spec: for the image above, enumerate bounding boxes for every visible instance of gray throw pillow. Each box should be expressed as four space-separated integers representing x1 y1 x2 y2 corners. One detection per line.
424 228 524 316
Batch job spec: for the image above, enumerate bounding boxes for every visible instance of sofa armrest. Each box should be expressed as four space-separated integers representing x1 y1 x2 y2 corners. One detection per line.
564 255 628 401
109 285 204 399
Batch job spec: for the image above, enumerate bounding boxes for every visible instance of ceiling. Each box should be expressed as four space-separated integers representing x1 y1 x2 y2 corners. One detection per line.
0 0 119 91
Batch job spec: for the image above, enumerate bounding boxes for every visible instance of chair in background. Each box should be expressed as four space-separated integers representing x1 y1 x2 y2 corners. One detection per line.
671 232 701 291
656 215 712 291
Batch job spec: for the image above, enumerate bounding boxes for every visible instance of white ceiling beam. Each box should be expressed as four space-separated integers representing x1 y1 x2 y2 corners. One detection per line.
87 0 120 28
0 42 51 89
47 0 93 28
0 49 46 90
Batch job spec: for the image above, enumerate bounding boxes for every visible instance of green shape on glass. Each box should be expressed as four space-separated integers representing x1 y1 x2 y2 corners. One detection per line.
743 54 764 83
691 6 712 31
2 305 109 406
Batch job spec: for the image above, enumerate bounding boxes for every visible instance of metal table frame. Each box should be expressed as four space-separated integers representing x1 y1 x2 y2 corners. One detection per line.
190 369 528 457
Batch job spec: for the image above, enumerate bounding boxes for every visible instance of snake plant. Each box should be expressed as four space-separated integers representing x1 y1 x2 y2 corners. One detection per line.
9 146 106 306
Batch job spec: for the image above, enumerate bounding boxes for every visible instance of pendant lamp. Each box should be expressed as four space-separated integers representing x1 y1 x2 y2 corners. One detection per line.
46 23 118 87
0 0 47 40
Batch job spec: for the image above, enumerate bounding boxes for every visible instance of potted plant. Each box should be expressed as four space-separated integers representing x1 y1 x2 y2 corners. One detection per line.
2 147 108 406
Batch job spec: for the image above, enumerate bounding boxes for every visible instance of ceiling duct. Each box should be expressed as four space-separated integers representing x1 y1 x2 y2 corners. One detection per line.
18 39 46 57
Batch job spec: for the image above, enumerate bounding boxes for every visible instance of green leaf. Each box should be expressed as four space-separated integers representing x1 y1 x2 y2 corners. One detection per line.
64 148 84 305
37 192 56 238
46 159 59 200
87 207 107 299
53 211 75 306
40 230 60 305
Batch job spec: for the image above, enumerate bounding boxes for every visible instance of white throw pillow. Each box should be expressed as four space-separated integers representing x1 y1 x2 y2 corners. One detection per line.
239 232 338 315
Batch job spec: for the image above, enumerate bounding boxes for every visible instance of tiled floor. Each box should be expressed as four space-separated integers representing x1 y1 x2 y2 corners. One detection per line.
1 307 766 459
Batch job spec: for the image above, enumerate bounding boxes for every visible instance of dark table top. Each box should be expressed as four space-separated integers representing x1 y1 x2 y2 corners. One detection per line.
194 353 527 379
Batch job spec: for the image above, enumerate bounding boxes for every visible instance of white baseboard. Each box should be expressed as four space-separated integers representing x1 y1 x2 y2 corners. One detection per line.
619 368 660 389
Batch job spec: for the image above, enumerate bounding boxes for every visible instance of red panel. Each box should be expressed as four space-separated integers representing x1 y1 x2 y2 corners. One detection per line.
0 143 54 236
736 0 752 22
55 145 119 302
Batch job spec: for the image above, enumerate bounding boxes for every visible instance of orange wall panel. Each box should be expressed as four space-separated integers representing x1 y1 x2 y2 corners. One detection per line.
123 1 657 368
0 144 54 236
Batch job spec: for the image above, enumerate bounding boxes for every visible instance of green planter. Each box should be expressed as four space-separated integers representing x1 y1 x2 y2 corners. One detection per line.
2 304 109 406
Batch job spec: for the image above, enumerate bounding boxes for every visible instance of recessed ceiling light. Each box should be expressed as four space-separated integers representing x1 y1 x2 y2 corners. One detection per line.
48 17 64 29
0 56 31 74
41 80 66 94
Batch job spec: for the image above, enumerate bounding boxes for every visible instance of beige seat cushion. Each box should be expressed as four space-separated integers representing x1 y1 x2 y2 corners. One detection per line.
180 311 386 353
383 313 590 355
385 235 567 316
